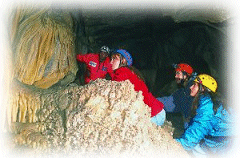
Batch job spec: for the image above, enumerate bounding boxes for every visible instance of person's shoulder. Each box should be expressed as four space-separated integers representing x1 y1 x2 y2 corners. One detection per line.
79 53 95 57
199 94 213 106
200 94 211 100
115 67 131 74
89 53 98 56
105 56 111 62
86 53 99 60
118 67 131 71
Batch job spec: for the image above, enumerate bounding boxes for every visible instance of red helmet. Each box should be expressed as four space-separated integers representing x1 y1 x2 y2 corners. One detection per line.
175 63 193 75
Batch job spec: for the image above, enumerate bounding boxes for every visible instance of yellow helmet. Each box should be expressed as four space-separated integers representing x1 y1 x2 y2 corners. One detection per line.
194 74 218 93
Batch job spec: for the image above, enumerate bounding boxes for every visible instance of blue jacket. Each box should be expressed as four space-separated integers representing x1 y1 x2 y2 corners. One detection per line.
176 94 233 154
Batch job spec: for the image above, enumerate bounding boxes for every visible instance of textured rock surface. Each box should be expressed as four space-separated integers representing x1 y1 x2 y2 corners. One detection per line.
7 79 189 157
11 7 78 89
6 5 231 157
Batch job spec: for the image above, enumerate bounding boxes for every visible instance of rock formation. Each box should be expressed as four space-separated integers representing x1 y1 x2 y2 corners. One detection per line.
5 4 231 157
8 79 189 157
11 6 78 89
7 7 190 153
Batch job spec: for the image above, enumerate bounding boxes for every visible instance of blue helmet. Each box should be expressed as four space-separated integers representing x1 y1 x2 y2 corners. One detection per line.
116 49 133 66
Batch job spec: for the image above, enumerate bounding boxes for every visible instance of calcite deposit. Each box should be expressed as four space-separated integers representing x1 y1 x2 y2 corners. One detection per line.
11 6 78 89
7 79 189 157
7 6 190 158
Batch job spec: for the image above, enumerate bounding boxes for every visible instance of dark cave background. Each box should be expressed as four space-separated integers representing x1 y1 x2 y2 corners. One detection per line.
70 9 230 98
67 9 231 137
66 9 231 137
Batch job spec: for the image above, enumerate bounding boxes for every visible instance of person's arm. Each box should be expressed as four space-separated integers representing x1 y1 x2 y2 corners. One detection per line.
111 67 129 81
106 61 114 79
144 91 164 117
76 53 90 63
176 95 214 150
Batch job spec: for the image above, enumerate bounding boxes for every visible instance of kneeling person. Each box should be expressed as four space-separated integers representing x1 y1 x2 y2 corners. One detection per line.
110 49 166 126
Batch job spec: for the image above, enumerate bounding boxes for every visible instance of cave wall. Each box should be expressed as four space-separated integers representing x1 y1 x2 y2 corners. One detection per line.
72 10 230 97
11 7 78 89
11 6 230 95
8 7 190 155
5 5 232 156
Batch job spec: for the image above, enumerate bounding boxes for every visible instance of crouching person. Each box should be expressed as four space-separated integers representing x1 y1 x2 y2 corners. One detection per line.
176 74 234 157
76 46 113 84
110 49 165 126
157 63 197 129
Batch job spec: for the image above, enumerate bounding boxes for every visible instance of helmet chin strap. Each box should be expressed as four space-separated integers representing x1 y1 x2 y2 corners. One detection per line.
199 84 204 93
196 77 204 93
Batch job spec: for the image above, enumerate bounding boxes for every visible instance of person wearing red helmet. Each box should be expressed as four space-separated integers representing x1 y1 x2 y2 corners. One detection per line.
76 46 114 84
175 63 194 86
157 63 197 131
110 49 165 126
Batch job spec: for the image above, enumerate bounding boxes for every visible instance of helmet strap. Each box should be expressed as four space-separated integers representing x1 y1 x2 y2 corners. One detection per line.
199 84 203 92
182 71 187 76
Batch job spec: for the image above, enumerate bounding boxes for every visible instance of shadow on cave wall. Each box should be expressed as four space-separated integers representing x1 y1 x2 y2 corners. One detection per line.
71 10 228 98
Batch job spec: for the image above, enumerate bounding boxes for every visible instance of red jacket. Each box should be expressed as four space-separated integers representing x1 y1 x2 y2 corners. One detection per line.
112 67 164 117
76 53 113 84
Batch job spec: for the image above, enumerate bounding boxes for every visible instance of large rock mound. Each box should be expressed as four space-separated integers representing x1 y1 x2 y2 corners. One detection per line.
7 79 189 157
7 6 190 157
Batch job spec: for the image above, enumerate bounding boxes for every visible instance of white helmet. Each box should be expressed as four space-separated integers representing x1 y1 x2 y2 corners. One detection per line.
100 46 110 54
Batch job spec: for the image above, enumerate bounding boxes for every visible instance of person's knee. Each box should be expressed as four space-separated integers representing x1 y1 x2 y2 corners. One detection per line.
158 96 176 112
151 109 166 126
157 97 165 103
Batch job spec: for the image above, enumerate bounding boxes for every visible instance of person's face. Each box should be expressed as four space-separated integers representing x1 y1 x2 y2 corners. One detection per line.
99 51 108 61
110 54 121 70
190 82 199 97
175 71 187 84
